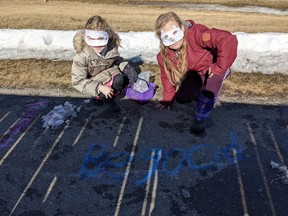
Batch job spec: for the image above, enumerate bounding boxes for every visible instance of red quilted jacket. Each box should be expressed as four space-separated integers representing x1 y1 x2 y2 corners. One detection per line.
157 20 238 103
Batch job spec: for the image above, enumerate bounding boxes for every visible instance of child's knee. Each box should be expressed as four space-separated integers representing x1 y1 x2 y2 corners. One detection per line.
112 74 124 90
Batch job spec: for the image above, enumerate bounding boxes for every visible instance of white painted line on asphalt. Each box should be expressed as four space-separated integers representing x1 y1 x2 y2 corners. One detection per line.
0 116 22 140
0 114 41 166
114 116 144 216
247 123 276 216
42 176 57 203
32 128 48 147
141 150 155 216
149 150 162 216
113 116 127 148
267 125 285 163
9 120 72 216
233 148 249 216
149 170 159 216
72 114 92 146
0 111 11 123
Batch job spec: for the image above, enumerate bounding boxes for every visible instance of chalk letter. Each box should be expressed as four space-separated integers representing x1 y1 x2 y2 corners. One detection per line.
79 144 109 179
222 132 243 163
104 151 130 179
136 148 162 185
162 148 186 176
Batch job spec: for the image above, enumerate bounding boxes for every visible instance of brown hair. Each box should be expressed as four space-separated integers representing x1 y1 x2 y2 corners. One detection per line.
155 12 188 86
85 15 121 48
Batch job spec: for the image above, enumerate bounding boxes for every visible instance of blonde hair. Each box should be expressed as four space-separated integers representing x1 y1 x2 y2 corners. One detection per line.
155 12 188 86
85 15 121 48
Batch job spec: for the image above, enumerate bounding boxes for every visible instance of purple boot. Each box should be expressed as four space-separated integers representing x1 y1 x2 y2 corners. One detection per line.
191 91 217 133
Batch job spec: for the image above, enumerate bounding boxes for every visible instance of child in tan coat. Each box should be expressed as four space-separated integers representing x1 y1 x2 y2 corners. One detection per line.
71 15 138 109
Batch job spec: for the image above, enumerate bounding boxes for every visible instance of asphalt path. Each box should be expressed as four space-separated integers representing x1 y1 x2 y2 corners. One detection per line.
0 92 288 216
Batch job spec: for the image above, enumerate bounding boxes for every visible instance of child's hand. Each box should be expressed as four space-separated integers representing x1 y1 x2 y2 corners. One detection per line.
99 85 114 99
208 67 214 78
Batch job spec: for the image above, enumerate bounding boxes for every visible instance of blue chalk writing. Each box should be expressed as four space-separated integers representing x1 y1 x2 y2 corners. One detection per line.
222 132 243 162
162 148 186 176
104 151 130 179
79 131 243 185
136 149 162 185
79 144 109 179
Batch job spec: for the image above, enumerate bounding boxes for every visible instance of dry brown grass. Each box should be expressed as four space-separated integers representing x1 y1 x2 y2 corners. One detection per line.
1 59 287 99
0 60 72 90
222 72 288 99
1 0 288 32
0 0 288 99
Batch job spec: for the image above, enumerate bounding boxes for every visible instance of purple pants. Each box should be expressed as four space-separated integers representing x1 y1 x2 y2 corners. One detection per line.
176 69 231 103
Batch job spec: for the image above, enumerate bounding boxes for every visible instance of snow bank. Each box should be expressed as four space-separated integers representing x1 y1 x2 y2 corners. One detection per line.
0 29 287 75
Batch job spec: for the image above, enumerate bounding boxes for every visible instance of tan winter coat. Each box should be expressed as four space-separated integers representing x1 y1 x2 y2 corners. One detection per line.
71 30 128 97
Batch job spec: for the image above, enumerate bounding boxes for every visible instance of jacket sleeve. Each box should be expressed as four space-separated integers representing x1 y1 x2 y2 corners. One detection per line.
71 54 102 97
157 54 176 103
109 47 128 71
114 56 129 72
193 24 238 75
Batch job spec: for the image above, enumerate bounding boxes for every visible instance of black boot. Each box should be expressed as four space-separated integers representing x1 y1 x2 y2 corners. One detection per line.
191 119 208 134
83 97 103 111
91 98 104 106
105 97 121 113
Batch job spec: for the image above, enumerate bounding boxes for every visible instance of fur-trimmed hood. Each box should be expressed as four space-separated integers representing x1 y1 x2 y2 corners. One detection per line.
73 30 86 52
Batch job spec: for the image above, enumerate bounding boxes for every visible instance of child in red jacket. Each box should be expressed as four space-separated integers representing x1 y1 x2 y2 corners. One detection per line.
154 11 238 133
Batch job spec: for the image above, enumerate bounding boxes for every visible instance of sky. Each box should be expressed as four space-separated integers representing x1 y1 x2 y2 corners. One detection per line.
0 29 287 75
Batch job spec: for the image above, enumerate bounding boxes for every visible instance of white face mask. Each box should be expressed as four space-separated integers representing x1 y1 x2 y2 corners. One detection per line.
84 30 109 47
160 25 184 47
